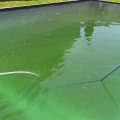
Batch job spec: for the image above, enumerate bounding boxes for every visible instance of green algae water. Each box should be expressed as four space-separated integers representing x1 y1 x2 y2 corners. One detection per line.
0 1 120 120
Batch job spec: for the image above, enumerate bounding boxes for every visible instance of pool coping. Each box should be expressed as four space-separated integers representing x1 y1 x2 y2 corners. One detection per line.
0 0 120 12
94 0 120 4
0 0 87 12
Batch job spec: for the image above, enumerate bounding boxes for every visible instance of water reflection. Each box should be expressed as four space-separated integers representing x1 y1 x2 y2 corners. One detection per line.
84 20 95 45
79 20 118 46
84 20 94 38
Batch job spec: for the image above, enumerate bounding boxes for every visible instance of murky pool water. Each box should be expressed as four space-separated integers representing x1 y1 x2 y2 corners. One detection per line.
0 1 120 120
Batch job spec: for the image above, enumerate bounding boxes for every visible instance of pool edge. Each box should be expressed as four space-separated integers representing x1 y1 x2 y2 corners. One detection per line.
93 0 120 4
0 0 119 12
0 0 87 12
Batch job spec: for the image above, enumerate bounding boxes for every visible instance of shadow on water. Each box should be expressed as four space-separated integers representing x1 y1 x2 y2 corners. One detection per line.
0 24 80 119
101 82 119 110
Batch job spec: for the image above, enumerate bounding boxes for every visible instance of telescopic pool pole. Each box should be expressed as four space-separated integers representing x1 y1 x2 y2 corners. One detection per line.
99 64 120 81
65 64 120 86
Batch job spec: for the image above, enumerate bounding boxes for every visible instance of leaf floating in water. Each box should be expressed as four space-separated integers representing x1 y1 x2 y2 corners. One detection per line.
0 71 39 77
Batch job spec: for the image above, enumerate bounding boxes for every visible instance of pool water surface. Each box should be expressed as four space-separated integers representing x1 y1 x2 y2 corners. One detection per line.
0 1 120 120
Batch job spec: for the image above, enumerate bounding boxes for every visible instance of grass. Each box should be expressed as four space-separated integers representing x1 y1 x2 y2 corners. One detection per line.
106 0 120 2
0 0 120 8
0 0 67 8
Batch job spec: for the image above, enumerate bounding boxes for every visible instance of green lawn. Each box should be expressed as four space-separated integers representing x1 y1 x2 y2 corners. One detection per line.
0 0 66 8
107 0 120 2
0 0 120 8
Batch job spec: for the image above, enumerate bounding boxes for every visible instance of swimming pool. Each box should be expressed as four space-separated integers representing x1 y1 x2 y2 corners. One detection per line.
0 1 120 120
